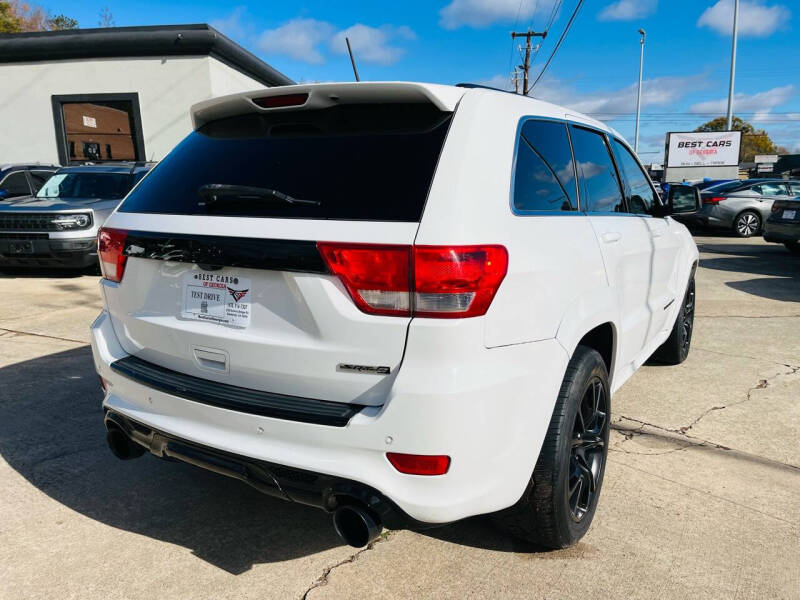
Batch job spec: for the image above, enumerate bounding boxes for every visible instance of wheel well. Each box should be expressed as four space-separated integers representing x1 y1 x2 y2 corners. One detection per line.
576 323 614 375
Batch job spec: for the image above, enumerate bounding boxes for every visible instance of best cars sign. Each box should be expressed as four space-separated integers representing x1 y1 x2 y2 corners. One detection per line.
666 131 742 168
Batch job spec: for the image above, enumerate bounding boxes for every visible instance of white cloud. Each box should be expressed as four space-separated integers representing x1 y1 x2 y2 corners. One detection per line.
257 18 335 64
697 0 790 37
256 18 415 65
598 0 658 21
689 85 795 116
211 6 251 41
534 73 707 115
330 24 416 65
439 0 539 29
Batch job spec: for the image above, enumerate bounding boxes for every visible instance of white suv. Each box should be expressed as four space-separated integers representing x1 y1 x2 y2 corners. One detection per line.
91 82 699 549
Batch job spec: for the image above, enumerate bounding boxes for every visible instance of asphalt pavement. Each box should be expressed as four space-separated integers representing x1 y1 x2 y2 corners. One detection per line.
0 234 798 600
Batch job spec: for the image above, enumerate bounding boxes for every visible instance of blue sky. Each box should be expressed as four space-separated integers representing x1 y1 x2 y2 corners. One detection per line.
48 0 798 161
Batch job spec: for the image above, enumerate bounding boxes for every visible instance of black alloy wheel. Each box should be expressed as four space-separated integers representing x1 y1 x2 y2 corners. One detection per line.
680 276 695 354
568 377 608 522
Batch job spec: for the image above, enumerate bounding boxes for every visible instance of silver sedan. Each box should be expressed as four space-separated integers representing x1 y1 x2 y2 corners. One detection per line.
676 179 800 237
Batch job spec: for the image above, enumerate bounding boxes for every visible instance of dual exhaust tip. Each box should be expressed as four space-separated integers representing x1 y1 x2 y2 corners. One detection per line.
105 421 382 548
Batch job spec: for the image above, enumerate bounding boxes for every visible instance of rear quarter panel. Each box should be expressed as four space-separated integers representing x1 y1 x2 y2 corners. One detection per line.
415 90 609 348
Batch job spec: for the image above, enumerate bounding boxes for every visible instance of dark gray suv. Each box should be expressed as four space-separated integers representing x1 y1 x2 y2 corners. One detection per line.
0 163 150 269
676 179 800 237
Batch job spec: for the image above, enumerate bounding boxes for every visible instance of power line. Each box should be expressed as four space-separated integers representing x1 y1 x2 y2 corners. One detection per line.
529 0 584 93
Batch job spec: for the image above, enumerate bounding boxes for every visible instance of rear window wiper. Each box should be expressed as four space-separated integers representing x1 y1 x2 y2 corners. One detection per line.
198 184 320 207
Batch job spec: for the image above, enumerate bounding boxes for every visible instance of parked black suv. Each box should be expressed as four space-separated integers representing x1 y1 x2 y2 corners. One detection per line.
0 164 59 200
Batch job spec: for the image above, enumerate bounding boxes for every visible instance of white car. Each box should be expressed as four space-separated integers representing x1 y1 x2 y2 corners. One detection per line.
91 82 700 549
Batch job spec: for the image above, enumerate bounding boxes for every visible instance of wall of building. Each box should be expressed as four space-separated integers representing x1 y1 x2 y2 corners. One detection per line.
0 56 268 165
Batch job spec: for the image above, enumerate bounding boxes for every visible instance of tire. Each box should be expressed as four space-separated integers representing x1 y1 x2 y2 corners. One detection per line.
784 242 800 256
493 345 610 549
650 271 695 365
733 210 761 238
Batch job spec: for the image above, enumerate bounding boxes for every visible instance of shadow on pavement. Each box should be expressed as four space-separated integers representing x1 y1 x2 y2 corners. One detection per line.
696 240 799 302
0 267 92 279
1 345 531 571
0 346 342 574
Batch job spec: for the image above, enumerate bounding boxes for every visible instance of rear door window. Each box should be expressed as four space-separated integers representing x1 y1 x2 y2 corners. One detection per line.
611 139 658 214
754 182 789 196
29 170 55 192
789 182 800 196
119 104 451 222
512 120 577 212
569 126 625 213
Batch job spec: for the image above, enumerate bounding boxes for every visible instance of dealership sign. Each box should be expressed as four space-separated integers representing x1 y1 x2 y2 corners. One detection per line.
665 131 742 168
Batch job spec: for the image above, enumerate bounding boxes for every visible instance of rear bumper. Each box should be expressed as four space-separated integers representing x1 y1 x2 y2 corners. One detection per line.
104 410 423 529
0 236 97 268
763 220 799 244
91 309 569 524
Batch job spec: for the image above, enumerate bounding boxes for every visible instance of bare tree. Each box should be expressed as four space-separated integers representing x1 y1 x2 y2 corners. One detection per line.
98 6 114 28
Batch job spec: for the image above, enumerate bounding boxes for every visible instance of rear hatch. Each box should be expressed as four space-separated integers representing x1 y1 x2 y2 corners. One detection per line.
100 84 460 406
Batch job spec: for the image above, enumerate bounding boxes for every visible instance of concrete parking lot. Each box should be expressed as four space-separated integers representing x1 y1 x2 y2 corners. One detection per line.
1 235 798 600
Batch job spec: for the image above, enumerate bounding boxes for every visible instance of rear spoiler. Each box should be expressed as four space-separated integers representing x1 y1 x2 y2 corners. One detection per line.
190 82 466 130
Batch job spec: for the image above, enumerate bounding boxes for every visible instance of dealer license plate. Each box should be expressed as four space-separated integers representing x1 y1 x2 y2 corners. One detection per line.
181 271 251 328
782 209 796 220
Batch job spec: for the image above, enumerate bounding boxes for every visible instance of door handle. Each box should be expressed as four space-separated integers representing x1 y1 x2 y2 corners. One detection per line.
601 232 622 244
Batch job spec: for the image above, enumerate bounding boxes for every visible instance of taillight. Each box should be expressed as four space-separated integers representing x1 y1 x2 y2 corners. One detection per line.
97 227 128 283
703 196 725 205
771 201 786 213
387 452 451 475
414 245 508 317
317 243 508 318
251 93 309 109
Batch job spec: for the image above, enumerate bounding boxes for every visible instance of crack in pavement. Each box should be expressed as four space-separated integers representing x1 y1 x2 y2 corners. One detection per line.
0 327 86 345
301 532 392 600
694 346 800 370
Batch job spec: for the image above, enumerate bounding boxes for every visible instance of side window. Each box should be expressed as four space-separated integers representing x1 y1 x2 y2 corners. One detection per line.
611 139 658 215
0 171 31 195
513 120 576 212
569 126 625 213
755 182 788 196
789 183 800 196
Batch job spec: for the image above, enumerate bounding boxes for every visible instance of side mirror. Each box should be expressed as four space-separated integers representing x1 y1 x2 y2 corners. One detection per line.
653 184 700 217
668 184 701 215
0 188 9 200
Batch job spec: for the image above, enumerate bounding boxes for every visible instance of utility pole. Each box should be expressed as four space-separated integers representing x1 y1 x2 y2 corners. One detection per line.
512 67 520 94
634 28 646 154
511 29 547 95
725 0 739 130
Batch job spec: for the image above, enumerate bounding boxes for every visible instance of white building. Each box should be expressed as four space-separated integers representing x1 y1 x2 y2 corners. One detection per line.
0 24 293 165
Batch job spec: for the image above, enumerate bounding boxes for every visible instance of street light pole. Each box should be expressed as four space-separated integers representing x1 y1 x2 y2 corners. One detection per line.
726 0 739 130
634 28 645 155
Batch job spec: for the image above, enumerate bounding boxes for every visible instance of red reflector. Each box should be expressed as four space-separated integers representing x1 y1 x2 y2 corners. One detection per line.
99 376 107 392
387 453 451 476
97 227 128 283
252 93 309 109
413 245 508 318
703 196 724 205
317 243 508 319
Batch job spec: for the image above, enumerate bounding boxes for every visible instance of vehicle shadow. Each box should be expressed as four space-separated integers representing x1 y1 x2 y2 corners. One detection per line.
0 346 529 573
0 346 342 574
696 239 799 302
0 267 93 279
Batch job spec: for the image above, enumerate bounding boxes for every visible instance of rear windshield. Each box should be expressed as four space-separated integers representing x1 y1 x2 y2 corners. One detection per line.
119 103 452 222
37 172 135 200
